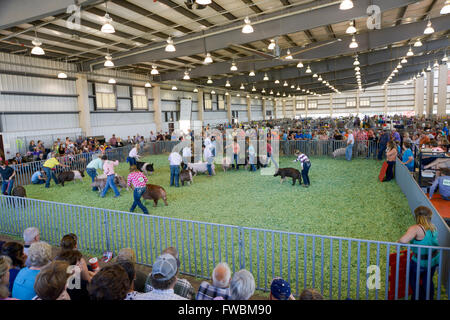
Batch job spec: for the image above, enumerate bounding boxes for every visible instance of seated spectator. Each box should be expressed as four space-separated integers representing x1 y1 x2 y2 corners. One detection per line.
0 256 17 300
112 248 146 293
31 171 46 185
137 253 186 300
429 168 450 201
12 241 52 300
88 264 129 300
1 242 26 293
33 261 71 300
269 277 295 300
196 262 231 300
145 247 194 299
229 269 255 300
115 260 144 300
299 288 324 300
23 227 40 256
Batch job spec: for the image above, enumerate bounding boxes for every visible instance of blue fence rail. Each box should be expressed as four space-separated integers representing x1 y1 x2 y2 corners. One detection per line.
0 194 448 300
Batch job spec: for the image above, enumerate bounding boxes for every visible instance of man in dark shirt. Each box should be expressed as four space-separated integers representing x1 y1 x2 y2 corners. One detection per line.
0 160 16 195
377 129 390 160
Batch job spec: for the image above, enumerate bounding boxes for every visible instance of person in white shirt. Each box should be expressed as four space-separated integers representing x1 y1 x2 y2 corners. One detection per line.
168 151 182 187
136 254 187 300
127 144 140 166
182 143 192 170
203 144 214 177
345 129 355 161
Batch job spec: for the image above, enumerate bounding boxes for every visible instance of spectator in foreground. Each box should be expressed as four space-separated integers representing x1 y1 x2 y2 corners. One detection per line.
12 241 52 300
197 262 231 300
145 247 194 300
115 260 143 300
138 253 187 300
112 248 147 293
0 256 17 300
23 227 40 256
33 261 71 300
401 141 414 172
88 264 129 300
1 242 26 293
229 269 255 300
399 206 440 300
299 288 324 300
269 278 295 300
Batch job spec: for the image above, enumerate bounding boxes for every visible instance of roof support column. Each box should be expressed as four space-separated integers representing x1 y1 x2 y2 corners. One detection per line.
246 96 252 122
75 73 91 136
152 85 162 133
262 98 267 120
226 94 232 124
437 63 448 117
197 89 204 125
415 77 424 116
426 71 434 117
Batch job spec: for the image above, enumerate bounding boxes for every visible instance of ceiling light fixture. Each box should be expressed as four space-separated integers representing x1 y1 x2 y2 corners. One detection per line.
203 53 213 64
249 70 255 77
57 72 67 79
346 21 356 34
207 77 213 84
151 65 159 75
424 20 434 34
165 37 176 52
242 16 254 34
283 81 288 87
196 0 212 5
296 61 304 68
101 13 115 34
31 38 45 55
414 39 423 47
268 39 276 50
193 88 198 93
349 36 358 49
285 49 293 60
172 85 177 91
230 62 238 71
339 0 354 10
225 80 231 87
108 78 116 84
145 82 152 88
407 47 414 57
305 65 312 73
104 54 114 67
240 83 245 90
263 73 269 81
401 57 407 64
183 71 190 80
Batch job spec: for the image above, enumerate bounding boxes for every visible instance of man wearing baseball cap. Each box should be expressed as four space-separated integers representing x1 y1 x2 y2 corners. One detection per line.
269 278 295 300
136 253 186 300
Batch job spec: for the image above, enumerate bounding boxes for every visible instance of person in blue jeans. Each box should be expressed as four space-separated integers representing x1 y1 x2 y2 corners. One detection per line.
100 159 120 198
399 206 440 300
31 171 46 184
127 166 149 214
203 144 214 176
345 130 354 161
377 130 390 160
86 155 106 191
293 150 311 187
168 151 182 187
0 161 16 195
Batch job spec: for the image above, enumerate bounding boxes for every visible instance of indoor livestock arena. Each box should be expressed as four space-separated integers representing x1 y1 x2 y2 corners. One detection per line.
0 0 449 310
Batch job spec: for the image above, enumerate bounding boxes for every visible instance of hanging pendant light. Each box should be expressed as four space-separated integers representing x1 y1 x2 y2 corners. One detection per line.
317 75 323 81
346 21 356 34
263 73 269 81
207 77 213 84
240 83 245 90
407 47 414 57
242 17 254 34
397 63 402 69
172 85 178 91
183 71 190 80
211 90 216 94
296 61 304 68
252 86 256 92
290 84 295 89
104 54 114 67
58 71 67 79
230 62 238 71
414 39 423 47
268 39 276 50
203 53 213 64
225 92 229 96
442 54 448 62
249 70 256 77
165 37 176 52
283 81 288 87
285 49 293 60
196 0 212 4
151 65 159 75
262 88 266 93
312 73 318 78
193 88 199 93
101 13 115 34
424 20 434 34
305 65 312 73
270 90 274 95
274 79 280 84
433 60 439 68
353 58 360 66
349 36 358 48
31 38 45 55
296 86 301 91
145 82 152 88
441 0 450 14
354 66 360 71
108 78 116 84
225 80 231 87
339 0 354 10
401 57 407 64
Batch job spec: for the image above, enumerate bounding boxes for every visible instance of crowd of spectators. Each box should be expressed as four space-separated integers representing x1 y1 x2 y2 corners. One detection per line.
0 227 324 301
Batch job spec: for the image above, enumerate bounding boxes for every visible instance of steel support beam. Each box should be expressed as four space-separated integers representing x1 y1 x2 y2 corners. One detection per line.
83 0 417 71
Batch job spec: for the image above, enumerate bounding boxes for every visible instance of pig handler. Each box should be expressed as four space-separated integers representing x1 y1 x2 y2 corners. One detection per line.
127 165 149 214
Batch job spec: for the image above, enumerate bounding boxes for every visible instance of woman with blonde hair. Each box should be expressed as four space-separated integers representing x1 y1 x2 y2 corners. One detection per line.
0 256 18 300
127 144 140 167
399 206 440 300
